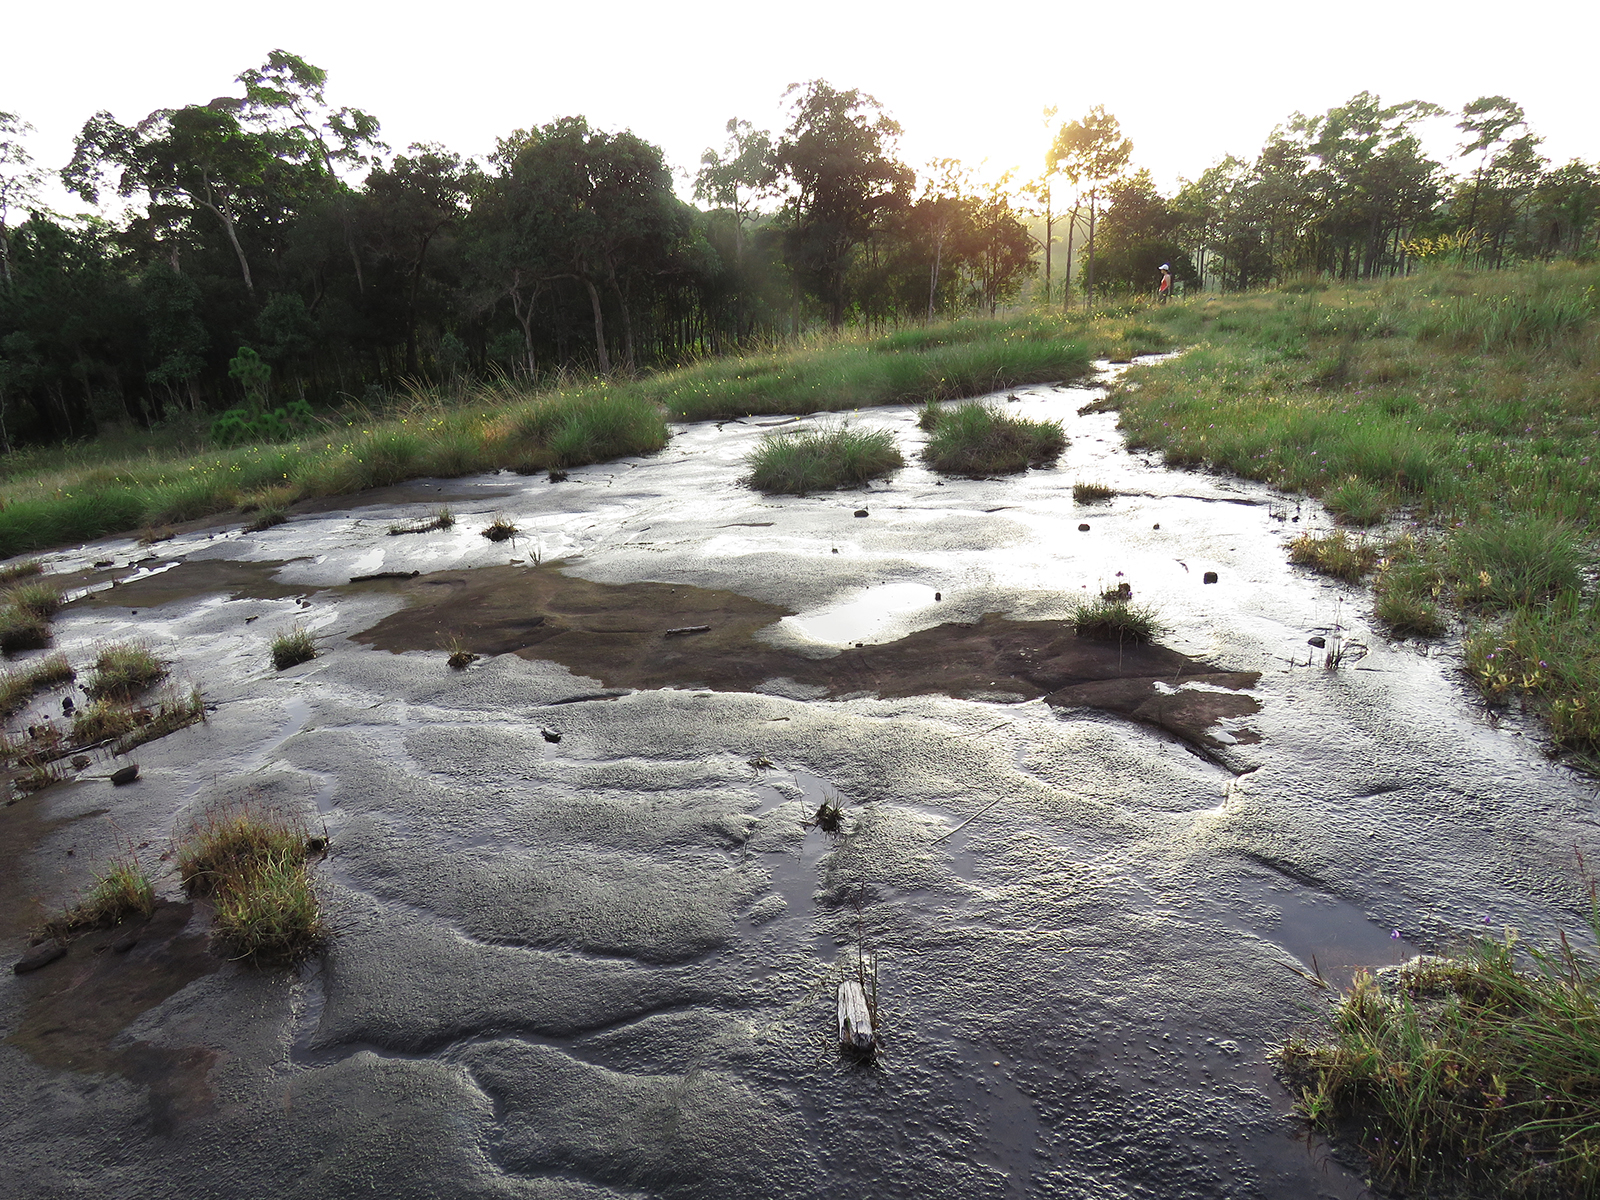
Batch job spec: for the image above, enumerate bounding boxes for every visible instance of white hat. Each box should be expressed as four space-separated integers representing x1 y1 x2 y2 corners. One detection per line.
1159 263 1170 270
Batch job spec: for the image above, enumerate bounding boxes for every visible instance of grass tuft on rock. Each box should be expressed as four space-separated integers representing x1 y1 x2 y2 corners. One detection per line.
42 852 156 938
1279 898 1600 1198
1067 596 1165 644
746 425 904 496
84 643 166 701
271 628 317 671
921 401 1065 477
1073 481 1116 503
0 559 44 586
388 507 455 536
0 652 74 718
481 517 519 542
1288 530 1380 582
178 803 326 961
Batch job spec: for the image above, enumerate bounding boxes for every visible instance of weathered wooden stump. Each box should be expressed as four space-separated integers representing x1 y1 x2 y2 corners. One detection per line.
837 980 875 1053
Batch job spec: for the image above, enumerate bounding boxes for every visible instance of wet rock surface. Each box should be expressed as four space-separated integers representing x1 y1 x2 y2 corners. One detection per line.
1 363 1596 1199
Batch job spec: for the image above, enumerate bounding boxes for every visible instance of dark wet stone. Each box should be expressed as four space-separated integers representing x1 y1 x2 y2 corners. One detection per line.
110 764 140 786
62 697 75 714
1203 571 1219 584
14 940 65 973
1153 522 1161 529
1308 636 1327 648
935 592 942 601
541 729 562 743
853 509 869 518
1078 523 1091 531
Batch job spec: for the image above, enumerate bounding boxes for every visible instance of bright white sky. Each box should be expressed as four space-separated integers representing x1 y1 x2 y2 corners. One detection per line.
5 0 1598 214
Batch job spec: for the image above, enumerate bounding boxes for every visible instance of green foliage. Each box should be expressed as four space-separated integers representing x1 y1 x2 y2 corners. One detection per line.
177 803 326 961
271 628 316 671
211 398 314 446
1289 530 1381 581
1323 476 1389 526
746 425 904 495
1279 898 1600 1196
227 346 272 409
42 853 156 938
83 643 166 701
921 401 1065 476
1067 596 1165 644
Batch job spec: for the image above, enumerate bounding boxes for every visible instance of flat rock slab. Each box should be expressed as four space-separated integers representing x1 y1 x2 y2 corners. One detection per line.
352 566 1259 749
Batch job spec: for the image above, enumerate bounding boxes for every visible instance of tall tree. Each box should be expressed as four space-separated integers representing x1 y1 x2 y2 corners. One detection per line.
774 81 913 328
1050 106 1132 308
1457 96 1527 235
0 112 47 288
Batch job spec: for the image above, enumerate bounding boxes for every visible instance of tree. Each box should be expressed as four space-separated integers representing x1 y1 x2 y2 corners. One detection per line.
774 81 913 328
1092 171 1196 294
1457 96 1526 234
694 119 776 340
1050 106 1132 308
962 172 1036 314
0 112 47 288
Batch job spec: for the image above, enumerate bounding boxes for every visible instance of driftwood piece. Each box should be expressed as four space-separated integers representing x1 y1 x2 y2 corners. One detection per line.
837 980 875 1052
664 625 711 637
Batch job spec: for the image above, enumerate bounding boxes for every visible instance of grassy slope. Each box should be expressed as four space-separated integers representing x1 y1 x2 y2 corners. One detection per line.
1112 264 1600 758
0 311 1168 559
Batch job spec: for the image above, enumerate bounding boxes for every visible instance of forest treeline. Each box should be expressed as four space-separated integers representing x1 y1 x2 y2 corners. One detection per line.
0 52 1596 450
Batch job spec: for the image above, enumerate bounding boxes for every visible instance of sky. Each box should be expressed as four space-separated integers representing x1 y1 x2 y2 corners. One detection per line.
5 0 1598 214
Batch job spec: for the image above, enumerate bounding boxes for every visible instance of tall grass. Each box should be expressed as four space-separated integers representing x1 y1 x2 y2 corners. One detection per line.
0 651 73 717
1112 263 1600 758
922 401 1066 476
745 425 904 495
178 803 326 960
1280 895 1600 1196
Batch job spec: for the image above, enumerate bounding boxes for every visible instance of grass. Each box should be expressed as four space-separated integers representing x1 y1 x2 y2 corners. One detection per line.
270 628 317 671
1067 596 1166 644
1073 481 1116 503
387 507 454 536
177 802 326 961
0 309 1168 560
0 559 43 585
0 652 73 718
0 608 50 655
746 425 904 495
445 637 478 670
245 507 287 532
481 518 518 542
83 643 166 701
1108 264 1600 756
41 851 156 938
921 401 1066 476
1279 889 1600 1197
1288 530 1381 582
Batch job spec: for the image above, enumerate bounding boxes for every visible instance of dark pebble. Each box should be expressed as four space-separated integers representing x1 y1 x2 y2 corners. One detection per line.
1152 523 1160 530
1203 571 1219 584
832 548 839 554
1078 523 1091 532
1308 636 1327 648
110 764 140 786
934 592 941 601
541 729 562 743
14 941 65 973
853 509 869 518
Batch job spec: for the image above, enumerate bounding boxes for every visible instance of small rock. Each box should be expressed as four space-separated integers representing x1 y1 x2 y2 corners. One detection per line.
1308 636 1327 648
70 755 90 770
1078 523 1091 532
14 942 65 973
934 481 944 487
130 610 138 615
1203 571 1219 585
541 729 562 744
306 836 329 855
853 509 869 518
934 592 941 601
62 697 75 714
1152 523 1160 530
831 548 839 554
109 764 140 786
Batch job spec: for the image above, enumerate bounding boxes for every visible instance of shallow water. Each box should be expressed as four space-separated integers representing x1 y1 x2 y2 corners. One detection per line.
2 360 1595 1199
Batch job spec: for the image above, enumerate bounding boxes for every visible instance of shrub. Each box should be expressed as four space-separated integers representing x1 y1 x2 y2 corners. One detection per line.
271 628 317 671
746 425 904 495
921 402 1066 476
84 643 167 701
1067 596 1165 644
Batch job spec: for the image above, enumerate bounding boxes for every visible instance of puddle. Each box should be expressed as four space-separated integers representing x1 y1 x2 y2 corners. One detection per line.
781 582 942 646
1233 876 1418 991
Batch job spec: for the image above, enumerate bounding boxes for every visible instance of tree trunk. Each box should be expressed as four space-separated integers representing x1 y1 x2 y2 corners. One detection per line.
584 278 612 374
197 175 255 299
1086 190 1098 310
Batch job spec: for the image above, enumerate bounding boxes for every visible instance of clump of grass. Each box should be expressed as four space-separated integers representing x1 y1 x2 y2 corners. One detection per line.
271 628 317 671
41 851 156 938
917 399 944 431
0 652 74 718
4 581 63 620
1373 547 1448 637
481 518 519 542
446 637 478 670
921 401 1065 476
746 425 904 496
1451 515 1587 611
1323 476 1389 527
0 608 50 655
1465 598 1600 754
112 688 204 754
84 643 166 701
177 803 326 961
387 507 455 536
1073 481 1116 503
812 792 844 833
0 559 44 586
245 507 286 532
71 700 147 745
1288 530 1380 582
1279 896 1600 1197
139 526 175 545
1067 596 1165 644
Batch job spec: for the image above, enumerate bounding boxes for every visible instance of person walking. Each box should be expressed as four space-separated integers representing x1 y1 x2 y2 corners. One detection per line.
1158 263 1172 302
